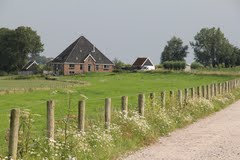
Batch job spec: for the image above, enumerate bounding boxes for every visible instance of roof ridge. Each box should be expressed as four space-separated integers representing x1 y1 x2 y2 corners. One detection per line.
65 37 81 62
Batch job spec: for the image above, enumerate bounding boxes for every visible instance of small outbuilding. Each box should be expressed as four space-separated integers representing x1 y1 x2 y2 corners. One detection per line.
18 60 39 75
132 57 155 70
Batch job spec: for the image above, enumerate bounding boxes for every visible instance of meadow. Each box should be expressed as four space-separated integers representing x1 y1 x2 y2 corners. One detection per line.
0 71 238 156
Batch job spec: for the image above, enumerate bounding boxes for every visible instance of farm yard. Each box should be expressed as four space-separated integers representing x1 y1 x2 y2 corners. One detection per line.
0 71 239 159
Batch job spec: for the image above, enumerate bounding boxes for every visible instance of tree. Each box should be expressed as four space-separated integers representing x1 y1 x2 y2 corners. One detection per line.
234 47 240 66
0 26 44 72
160 36 188 63
34 55 52 64
112 58 125 69
190 27 234 67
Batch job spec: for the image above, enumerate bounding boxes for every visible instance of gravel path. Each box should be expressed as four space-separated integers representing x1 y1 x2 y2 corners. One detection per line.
123 100 240 160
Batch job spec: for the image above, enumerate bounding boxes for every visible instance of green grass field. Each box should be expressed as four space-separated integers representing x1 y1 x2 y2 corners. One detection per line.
0 71 238 154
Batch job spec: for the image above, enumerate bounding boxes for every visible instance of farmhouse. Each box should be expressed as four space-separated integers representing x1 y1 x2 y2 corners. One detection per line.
18 60 39 75
51 36 114 75
132 57 155 70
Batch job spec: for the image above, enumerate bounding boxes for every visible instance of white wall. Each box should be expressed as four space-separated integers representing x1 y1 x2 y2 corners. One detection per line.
141 65 155 70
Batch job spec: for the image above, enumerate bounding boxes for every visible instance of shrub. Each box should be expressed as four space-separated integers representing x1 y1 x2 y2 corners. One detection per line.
0 70 8 76
112 69 129 73
155 64 163 69
45 76 58 80
190 62 204 69
163 61 186 70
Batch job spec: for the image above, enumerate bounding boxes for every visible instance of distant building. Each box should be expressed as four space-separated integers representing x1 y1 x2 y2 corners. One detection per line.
50 36 114 75
18 61 39 75
132 57 155 70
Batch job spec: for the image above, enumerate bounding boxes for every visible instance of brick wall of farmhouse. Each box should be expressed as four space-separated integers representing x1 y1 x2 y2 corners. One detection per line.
83 56 96 72
64 64 82 75
63 64 113 75
62 56 113 75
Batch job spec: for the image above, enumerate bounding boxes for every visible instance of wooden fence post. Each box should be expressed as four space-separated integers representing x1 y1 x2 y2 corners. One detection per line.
78 100 85 132
197 86 200 98
105 98 111 129
184 88 188 104
138 94 145 116
225 82 227 93
190 87 195 99
210 84 215 98
214 83 217 96
8 109 20 160
206 85 210 99
229 81 231 92
218 83 221 95
161 91 166 108
170 90 174 106
47 100 55 140
149 93 155 108
224 82 227 93
121 96 128 116
202 85 205 98
229 81 231 91
178 90 183 108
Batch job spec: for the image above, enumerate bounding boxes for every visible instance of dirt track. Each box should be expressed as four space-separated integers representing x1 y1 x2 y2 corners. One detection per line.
124 100 240 160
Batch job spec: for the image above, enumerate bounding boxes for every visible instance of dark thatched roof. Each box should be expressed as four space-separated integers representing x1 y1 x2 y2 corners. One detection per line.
51 36 113 64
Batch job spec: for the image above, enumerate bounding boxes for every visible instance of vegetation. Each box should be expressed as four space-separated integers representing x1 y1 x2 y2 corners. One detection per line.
0 72 237 156
0 26 44 73
191 62 204 70
163 61 186 70
112 58 125 69
35 55 52 64
160 36 188 63
1 84 240 159
191 27 240 68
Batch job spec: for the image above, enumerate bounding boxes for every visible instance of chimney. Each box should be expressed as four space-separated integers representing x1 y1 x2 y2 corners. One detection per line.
92 45 95 52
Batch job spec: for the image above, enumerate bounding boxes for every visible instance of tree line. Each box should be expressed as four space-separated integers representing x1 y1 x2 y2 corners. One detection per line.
0 26 240 74
161 27 240 68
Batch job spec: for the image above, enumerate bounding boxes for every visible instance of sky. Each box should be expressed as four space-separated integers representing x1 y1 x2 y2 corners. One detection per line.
0 0 240 64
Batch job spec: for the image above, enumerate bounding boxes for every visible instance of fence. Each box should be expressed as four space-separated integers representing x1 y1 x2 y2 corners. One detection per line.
4 79 240 159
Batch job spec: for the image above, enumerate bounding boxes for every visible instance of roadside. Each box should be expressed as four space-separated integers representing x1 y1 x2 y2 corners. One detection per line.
123 100 240 160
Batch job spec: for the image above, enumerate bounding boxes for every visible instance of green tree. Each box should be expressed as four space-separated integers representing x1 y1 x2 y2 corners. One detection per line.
190 27 234 67
0 26 44 72
160 36 188 63
112 58 125 69
34 55 52 64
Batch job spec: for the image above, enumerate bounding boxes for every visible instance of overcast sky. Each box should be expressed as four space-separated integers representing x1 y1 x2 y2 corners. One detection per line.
0 0 240 64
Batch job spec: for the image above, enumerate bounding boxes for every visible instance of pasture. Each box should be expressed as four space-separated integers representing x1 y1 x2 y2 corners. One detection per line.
0 71 238 153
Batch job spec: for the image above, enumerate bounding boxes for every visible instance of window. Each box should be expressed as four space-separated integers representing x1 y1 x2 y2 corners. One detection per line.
69 71 75 74
96 65 99 71
104 65 109 70
80 64 83 70
69 64 75 69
